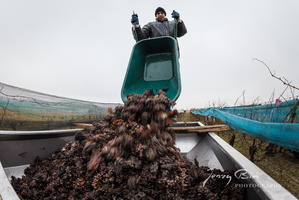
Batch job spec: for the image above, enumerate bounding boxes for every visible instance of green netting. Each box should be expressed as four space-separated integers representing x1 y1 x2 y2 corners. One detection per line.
0 82 120 130
192 99 299 152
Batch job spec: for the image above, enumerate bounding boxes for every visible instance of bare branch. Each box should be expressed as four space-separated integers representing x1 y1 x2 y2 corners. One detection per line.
234 90 246 106
277 85 289 100
253 58 299 90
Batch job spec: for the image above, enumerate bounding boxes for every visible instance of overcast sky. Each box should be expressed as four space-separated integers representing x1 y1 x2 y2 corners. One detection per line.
1 0 298 109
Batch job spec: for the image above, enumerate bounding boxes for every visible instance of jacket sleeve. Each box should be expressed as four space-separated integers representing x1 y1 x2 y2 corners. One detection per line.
177 20 187 37
131 23 151 41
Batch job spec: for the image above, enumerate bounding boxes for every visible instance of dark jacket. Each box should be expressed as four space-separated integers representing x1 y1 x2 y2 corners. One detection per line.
133 18 187 41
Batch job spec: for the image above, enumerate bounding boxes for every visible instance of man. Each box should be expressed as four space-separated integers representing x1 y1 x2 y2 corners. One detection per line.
131 7 187 41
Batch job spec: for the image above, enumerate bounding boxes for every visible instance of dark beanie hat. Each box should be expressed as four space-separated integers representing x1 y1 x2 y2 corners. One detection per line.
155 7 166 16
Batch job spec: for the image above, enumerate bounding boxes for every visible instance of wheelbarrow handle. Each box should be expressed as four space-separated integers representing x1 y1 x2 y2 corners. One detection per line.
133 24 138 42
174 18 177 39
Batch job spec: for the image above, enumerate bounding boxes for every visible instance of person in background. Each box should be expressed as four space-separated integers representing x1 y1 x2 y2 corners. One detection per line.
131 7 187 41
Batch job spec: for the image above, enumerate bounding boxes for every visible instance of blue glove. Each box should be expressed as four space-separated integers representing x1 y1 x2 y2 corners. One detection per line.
171 10 180 19
131 13 139 25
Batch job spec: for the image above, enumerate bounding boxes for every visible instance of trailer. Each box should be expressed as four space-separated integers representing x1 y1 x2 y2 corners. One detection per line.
0 122 297 200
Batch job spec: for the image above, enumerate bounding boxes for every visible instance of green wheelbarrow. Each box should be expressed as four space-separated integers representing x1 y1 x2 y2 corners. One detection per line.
121 36 181 102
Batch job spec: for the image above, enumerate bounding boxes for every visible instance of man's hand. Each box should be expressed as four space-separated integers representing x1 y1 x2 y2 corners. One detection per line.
131 13 139 25
171 10 180 19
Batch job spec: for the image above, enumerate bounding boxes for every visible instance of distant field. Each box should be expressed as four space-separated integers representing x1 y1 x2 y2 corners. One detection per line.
0 109 104 130
0 89 115 130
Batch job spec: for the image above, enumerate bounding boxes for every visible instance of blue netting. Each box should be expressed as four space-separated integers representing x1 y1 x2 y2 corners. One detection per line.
219 99 299 123
192 99 299 152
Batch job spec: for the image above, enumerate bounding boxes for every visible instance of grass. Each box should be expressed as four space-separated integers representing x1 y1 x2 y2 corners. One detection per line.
176 111 299 198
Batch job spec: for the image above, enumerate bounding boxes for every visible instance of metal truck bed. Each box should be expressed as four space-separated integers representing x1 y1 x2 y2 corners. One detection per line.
0 122 297 200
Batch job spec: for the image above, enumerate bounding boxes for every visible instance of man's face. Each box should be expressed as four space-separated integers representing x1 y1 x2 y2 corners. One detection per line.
156 11 165 21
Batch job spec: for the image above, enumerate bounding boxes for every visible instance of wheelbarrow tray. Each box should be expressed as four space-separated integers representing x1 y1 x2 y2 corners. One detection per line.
121 36 181 102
